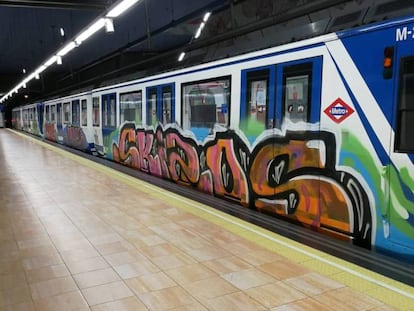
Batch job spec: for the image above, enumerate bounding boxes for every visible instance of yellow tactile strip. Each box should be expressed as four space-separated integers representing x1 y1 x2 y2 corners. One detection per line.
11 129 414 310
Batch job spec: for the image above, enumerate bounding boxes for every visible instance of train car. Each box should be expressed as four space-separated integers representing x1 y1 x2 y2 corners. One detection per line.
17 103 44 136
43 93 95 153
11 14 414 260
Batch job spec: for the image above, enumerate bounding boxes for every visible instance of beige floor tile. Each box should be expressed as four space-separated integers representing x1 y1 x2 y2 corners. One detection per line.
168 302 208 311
238 249 284 266
104 250 147 267
152 252 197 270
182 276 238 300
65 256 109 274
82 281 134 306
137 243 182 259
95 241 135 256
137 285 197 310
165 263 216 285
125 271 176 294
222 268 277 290
0 260 24 275
245 282 307 308
29 276 78 300
33 290 89 311
258 259 311 280
0 285 33 308
285 272 345 296
74 267 120 289
186 245 232 262
204 291 267 311
271 297 334 311
203 256 252 275
60 246 100 263
313 287 385 311
0 273 27 291
1 301 36 311
25 263 70 283
113 260 160 279
91 296 148 311
22 252 63 270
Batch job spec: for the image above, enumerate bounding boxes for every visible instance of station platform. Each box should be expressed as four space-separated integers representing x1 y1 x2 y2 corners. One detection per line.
0 128 413 311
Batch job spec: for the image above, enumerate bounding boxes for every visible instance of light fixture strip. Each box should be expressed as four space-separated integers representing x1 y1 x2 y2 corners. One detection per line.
57 41 76 57
75 18 106 45
106 0 140 18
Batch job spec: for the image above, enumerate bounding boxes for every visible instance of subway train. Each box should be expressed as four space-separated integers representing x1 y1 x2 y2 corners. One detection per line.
11 14 414 260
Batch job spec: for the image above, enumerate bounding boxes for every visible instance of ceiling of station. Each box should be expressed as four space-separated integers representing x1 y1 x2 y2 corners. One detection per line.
1 0 413 108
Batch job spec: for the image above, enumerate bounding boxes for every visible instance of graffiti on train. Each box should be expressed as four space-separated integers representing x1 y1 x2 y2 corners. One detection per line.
112 122 372 247
65 126 89 150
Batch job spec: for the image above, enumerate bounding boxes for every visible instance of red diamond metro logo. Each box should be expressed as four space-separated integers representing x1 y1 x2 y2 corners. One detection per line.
324 98 355 124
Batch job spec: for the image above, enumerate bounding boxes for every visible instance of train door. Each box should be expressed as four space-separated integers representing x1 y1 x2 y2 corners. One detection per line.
241 56 323 227
389 42 414 246
101 93 116 156
92 96 104 155
146 83 175 127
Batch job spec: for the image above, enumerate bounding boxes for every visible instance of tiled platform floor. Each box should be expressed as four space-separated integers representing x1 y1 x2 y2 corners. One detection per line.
0 129 411 310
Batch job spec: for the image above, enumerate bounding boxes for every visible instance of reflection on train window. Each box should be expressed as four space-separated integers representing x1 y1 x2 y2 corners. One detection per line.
395 57 414 152
182 76 231 130
57 103 62 125
63 102 70 124
120 91 142 124
110 97 115 127
282 63 312 123
162 88 172 125
51 105 56 122
246 70 269 129
72 100 80 125
148 89 157 126
81 99 87 126
92 97 99 127
45 105 50 122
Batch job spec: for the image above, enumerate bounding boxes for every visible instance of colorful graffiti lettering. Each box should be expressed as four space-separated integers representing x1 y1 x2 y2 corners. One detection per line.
112 123 372 247
65 126 89 151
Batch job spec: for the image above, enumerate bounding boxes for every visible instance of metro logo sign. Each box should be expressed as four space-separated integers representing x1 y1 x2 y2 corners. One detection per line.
324 98 354 124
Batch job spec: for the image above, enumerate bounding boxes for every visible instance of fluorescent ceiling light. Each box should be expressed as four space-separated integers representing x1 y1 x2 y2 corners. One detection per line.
22 68 26 74
75 18 105 45
60 27 65 37
57 41 76 56
45 56 57 67
106 0 140 18
178 52 185 62
35 65 47 74
203 12 211 22
56 56 62 65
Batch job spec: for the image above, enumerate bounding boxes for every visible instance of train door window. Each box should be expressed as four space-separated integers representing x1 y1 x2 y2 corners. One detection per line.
72 100 80 125
182 76 231 130
57 103 62 126
147 88 157 126
120 91 142 124
146 83 175 126
81 99 87 126
63 102 70 124
51 105 56 122
102 93 116 128
45 105 50 122
282 62 312 123
162 86 172 124
395 57 414 152
92 97 100 127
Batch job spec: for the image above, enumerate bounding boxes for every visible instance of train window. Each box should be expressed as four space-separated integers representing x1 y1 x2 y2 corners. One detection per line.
110 97 115 127
57 103 62 125
72 100 80 125
182 76 231 130
282 62 312 123
245 70 269 130
395 57 414 152
51 105 56 122
102 94 116 128
162 86 173 125
92 97 99 127
120 91 142 124
45 105 50 122
63 102 70 124
81 99 87 126
148 89 157 126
